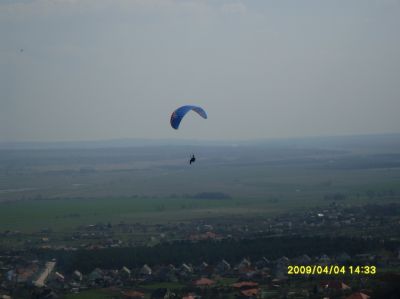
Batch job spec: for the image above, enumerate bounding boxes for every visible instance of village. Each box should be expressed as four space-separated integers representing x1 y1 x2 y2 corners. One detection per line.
2 202 399 251
1 248 400 299
1 246 400 299
1 203 399 298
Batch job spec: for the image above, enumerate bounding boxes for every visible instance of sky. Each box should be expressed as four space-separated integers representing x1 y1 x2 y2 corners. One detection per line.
1 0 400 142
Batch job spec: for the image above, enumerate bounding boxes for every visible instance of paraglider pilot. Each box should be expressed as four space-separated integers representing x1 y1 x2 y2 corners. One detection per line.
170 105 206 165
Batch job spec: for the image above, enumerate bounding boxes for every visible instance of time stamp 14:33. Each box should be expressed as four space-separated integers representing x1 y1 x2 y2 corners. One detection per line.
287 265 377 275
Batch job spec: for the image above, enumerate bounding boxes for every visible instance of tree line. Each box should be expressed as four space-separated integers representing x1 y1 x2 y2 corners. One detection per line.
35 236 399 273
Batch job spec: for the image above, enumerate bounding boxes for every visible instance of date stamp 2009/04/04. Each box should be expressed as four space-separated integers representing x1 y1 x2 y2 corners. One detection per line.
287 265 377 275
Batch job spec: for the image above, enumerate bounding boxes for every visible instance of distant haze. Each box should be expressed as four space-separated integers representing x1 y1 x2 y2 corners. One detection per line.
1 0 400 142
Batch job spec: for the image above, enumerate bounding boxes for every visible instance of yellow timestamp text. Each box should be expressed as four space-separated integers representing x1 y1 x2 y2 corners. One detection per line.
287 265 377 275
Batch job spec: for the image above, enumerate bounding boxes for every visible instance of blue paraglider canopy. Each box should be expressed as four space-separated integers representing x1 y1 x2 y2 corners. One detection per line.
170 105 207 130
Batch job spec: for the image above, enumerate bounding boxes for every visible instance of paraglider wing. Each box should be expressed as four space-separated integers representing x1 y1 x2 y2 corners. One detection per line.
170 105 207 130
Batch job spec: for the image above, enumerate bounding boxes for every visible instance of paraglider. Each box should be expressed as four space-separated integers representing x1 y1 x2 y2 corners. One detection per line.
170 105 207 130
170 105 207 165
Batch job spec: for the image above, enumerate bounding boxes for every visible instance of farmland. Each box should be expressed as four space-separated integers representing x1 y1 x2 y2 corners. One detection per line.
1 135 400 234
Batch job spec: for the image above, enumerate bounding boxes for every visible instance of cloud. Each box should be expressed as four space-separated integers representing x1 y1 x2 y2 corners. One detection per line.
0 0 213 20
221 1 246 14
0 0 251 20
378 0 400 6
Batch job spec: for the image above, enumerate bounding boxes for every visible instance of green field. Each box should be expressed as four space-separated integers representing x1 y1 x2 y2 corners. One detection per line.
64 289 118 299
1 136 400 233
0 196 318 232
0 192 398 234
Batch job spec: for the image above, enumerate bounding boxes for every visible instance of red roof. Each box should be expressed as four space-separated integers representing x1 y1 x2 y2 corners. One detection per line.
232 281 259 288
346 293 370 299
189 232 218 241
194 277 215 286
240 288 260 297
122 290 145 298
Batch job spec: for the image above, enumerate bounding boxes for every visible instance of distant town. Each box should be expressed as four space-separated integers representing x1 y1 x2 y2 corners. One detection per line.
1 202 399 298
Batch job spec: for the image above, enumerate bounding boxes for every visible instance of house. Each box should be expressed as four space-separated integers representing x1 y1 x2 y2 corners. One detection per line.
232 281 259 289
197 261 209 271
275 256 290 265
154 265 178 282
255 257 270 269
72 270 83 281
190 231 218 241
54 272 64 282
318 254 331 266
194 277 215 287
88 268 104 285
231 281 260 298
140 264 152 277
179 263 193 277
240 270 260 280
182 293 200 299
215 259 231 274
121 266 131 279
122 290 145 299
293 254 311 265
236 258 251 271
345 293 370 299
239 288 259 298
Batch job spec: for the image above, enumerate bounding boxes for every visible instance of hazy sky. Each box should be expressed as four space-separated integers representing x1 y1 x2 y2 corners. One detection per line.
1 0 400 142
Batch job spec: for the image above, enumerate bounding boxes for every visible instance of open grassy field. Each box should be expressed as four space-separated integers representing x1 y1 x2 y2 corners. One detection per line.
0 196 322 232
1 135 399 233
0 183 398 233
64 289 118 299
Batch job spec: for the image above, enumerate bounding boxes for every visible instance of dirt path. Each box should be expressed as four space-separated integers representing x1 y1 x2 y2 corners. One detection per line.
34 261 56 287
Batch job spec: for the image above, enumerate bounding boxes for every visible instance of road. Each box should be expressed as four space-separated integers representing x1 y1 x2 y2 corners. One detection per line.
34 261 56 287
